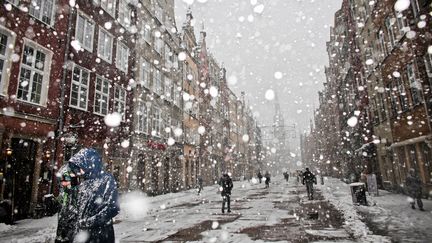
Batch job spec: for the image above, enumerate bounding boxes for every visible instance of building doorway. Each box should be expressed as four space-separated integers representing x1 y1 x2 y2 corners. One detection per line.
5 138 38 220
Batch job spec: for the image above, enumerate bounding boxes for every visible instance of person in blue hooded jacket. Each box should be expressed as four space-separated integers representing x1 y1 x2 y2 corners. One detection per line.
68 148 120 243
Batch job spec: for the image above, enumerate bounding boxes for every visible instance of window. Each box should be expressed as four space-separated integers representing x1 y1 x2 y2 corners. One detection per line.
29 0 55 26
396 76 409 111
118 1 132 27
98 0 116 16
140 59 151 88
136 101 148 133
0 28 15 94
76 12 94 52
98 28 113 63
173 83 181 107
154 3 163 22
114 86 126 119
411 0 420 18
407 63 422 105
395 11 407 36
94 76 110 115
17 41 52 105
424 52 432 88
143 24 152 43
385 16 396 49
377 29 387 58
70 65 89 110
152 107 162 137
387 83 399 117
6 0 19 5
164 76 172 100
116 41 129 72
153 69 163 95
155 38 164 55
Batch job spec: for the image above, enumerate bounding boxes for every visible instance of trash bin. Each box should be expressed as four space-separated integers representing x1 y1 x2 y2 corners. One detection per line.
349 182 368 206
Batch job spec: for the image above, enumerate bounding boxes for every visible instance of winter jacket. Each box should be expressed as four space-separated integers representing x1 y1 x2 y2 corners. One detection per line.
405 174 422 197
302 171 316 185
69 148 120 243
219 175 233 196
55 187 78 243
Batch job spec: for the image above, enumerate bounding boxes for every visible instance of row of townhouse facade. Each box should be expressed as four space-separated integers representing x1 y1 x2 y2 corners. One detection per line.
0 0 263 220
302 0 432 195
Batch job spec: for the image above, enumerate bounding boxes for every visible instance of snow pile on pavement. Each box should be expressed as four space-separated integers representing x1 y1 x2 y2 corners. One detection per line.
319 177 391 242
0 223 15 232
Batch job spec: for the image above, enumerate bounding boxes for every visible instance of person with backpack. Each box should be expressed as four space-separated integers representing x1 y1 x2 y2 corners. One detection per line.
219 173 233 213
406 168 425 211
302 168 317 200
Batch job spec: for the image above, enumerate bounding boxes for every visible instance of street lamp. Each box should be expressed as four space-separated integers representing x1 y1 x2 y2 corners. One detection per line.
6 147 12 156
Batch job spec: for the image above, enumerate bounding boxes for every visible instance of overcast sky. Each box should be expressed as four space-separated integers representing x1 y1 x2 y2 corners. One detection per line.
174 0 343 146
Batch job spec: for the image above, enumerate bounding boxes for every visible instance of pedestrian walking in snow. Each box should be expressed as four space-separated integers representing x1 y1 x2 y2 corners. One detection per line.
55 165 79 243
283 171 289 182
219 173 233 213
257 171 263 183
405 168 424 211
264 171 271 188
302 168 317 200
197 176 203 195
69 148 120 243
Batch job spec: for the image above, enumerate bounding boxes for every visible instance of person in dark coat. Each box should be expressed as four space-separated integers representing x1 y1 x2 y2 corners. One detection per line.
257 171 263 183
69 148 120 243
219 173 233 213
264 171 271 188
283 171 289 182
406 168 424 211
55 165 79 243
197 176 203 195
302 168 317 200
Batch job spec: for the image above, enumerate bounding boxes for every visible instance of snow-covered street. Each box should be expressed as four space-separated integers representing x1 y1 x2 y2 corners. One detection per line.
1 176 431 242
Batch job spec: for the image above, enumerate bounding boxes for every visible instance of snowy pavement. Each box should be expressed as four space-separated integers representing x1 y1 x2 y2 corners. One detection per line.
0 177 431 242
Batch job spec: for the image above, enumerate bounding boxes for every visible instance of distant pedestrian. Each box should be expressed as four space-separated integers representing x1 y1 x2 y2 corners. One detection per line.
406 168 424 211
302 168 317 200
219 173 233 213
55 165 79 243
197 176 203 195
264 171 271 188
69 148 120 243
283 171 289 182
257 171 263 183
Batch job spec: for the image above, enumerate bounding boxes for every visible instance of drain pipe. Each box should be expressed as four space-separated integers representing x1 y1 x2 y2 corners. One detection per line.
48 5 75 194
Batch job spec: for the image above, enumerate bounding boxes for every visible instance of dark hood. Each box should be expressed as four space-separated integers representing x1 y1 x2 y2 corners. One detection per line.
68 148 103 180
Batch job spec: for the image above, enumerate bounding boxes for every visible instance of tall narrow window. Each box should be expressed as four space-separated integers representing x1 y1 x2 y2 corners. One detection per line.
153 69 163 95
98 28 113 63
424 52 432 88
94 76 110 115
114 85 126 119
136 101 148 133
29 0 55 26
118 1 132 27
0 28 15 94
395 11 407 36
155 38 164 55
411 0 420 18
396 76 409 111
70 65 89 110
165 76 172 100
116 41 129 73
377 29 387 58
100 0 116 16
76 12 94 52
385 16 396 49
140 59 151 88
17 42 51 105
407 63 422 105
143 24 152 43
152 107 162 137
